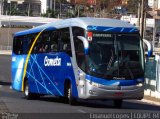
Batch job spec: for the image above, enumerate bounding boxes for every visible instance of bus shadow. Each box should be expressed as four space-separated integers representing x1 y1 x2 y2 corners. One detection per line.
37 97 160 111
0 81 11 86
79 100 160 111
39 96 69 104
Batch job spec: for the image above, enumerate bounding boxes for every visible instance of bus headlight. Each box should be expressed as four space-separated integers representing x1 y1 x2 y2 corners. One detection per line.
79 80 85 86
90 81 99 87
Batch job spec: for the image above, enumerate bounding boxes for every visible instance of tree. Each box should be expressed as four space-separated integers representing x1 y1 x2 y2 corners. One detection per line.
126 0 139 14
41 8 58 18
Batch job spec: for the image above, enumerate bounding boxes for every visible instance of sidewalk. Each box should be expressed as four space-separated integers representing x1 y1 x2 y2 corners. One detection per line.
142 96 160 106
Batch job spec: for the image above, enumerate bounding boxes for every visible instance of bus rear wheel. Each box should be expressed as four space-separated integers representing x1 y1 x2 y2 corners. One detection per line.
24 80 39 100
66 83 77 105
113 99 123 108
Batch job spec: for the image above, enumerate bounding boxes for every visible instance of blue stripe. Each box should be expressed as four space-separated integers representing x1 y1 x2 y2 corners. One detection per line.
86 75 144 86
26 72 54 95
87 26 138 33
30 56 63 96
28 57 40 93
104 27 116 31
121 28 124 32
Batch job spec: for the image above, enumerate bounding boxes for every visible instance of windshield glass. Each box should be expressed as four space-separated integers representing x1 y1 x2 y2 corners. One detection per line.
87 32 144 80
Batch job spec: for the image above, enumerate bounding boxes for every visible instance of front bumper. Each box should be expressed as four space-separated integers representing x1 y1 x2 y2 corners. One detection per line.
79 81 144 100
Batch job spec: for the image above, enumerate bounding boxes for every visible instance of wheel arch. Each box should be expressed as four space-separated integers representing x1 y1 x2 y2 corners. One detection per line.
64 77 78 98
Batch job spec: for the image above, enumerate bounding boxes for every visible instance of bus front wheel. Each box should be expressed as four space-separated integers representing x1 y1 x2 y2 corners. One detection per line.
113 99 123 108
66 83 77 105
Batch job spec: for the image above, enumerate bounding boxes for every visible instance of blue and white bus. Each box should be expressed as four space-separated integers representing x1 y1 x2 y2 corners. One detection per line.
12 18 144 107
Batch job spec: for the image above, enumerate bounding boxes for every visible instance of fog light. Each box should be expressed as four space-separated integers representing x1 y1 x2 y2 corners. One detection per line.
136 83 143 87
89 90 96 95
89 90 93 94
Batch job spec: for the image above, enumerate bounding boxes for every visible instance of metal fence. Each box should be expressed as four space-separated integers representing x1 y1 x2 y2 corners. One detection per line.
145 57 160 93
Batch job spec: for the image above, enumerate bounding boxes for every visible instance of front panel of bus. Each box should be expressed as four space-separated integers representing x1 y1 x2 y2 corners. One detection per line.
74 26 144 100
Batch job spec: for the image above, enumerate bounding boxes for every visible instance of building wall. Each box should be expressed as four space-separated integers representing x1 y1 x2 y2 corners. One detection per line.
40 0 53 14
148 0 160 10
40 0 47 14
0 28 28 49
2 0 41 16
148 0 154 8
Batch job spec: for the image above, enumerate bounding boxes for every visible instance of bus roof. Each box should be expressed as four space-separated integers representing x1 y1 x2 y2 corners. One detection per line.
14 17 137 37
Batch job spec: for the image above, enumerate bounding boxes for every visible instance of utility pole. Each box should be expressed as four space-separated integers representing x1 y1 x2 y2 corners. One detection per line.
54 0 55 12
140 0 145 40
0 0 2 28
137 0 141 28
28 0 31 16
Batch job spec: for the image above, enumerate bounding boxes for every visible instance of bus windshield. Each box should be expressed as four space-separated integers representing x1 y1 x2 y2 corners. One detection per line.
87 33 144 80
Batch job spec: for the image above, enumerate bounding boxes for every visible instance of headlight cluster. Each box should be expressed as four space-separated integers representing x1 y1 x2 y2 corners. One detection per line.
90 81 100 87
136 83 143 87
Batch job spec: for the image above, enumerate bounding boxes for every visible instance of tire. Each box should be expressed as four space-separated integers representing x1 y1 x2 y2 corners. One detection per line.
114 99 123 108
67 83 77 105
24 80 39 100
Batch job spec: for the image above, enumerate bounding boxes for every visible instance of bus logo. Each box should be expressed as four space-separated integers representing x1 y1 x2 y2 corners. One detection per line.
44 56 61 67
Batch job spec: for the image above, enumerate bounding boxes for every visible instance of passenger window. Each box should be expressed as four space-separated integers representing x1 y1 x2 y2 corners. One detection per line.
13 35 34 55
42 31 51 53
50 31 58 52
59 28 72 56
13 36 23 55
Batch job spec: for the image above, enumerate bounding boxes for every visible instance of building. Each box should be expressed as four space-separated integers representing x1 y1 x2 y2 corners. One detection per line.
148 0 160 16
148 0 160 9
1 0 41 16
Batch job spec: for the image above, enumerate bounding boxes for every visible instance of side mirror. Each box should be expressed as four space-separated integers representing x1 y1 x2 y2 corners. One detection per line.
77 36 89 54
143 39 152 57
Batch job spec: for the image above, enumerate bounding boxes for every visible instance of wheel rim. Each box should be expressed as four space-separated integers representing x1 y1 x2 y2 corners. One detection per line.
67 87 71 99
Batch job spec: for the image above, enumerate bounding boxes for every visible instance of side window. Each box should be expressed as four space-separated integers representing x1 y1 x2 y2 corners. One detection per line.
74 38 85 71
29 33 38 54
50 31 58 52
72 27 85 37
26 34 36 54
13 36 23 55
72 27 85 71
41 31 51 53
32 31 51 54
32 30 59 54
59 28 72 56
13 35 37 55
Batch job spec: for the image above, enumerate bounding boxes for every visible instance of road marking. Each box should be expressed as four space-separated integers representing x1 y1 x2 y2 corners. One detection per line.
77 109 87 113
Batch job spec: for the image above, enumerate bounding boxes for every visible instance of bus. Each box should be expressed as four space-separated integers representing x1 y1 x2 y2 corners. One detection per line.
12 17 144 107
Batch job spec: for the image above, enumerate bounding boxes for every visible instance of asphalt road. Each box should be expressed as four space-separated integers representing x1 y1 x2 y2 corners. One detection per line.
0 55 160 119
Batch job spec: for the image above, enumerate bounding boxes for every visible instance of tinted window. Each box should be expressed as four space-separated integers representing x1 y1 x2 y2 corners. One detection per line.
59 28 72 56
32 30 59 54
13 34 36 55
